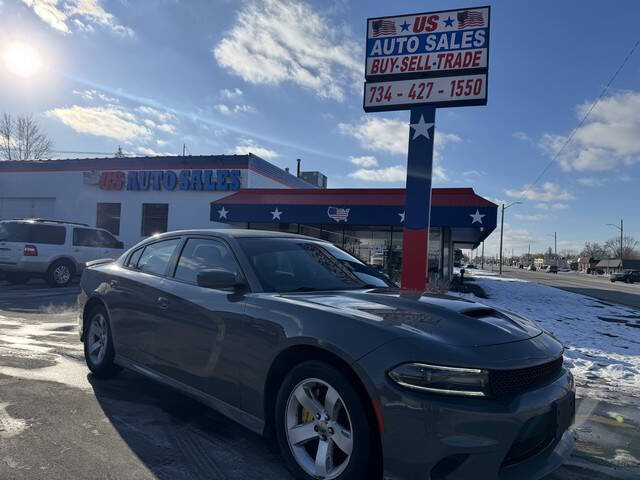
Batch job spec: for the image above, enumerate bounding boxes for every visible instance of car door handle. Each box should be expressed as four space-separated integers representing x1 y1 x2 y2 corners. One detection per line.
156 297 169 309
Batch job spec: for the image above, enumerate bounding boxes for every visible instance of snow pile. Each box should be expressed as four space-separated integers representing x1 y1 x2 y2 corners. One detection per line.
455 272 640 403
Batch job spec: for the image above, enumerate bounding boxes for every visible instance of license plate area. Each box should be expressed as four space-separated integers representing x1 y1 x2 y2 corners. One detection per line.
555 391 575 437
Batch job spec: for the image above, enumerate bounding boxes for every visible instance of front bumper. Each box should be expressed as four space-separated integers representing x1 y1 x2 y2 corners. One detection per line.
359 357 575 480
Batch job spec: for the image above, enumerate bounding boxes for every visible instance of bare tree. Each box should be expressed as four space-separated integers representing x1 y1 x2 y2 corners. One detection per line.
604 235 639 259
580 241 607 259
0 113 53 161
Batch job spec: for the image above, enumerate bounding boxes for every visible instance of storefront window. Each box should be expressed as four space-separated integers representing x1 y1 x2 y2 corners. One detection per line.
96 202 121 235
141 203 168 236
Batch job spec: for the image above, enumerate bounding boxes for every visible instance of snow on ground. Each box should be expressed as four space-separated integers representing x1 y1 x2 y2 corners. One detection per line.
454 271 640 405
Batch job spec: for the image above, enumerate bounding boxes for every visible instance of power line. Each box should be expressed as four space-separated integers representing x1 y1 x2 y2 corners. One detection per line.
521 37 640 198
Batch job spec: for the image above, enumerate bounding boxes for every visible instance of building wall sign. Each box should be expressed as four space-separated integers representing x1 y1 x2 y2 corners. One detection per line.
96 169 242 192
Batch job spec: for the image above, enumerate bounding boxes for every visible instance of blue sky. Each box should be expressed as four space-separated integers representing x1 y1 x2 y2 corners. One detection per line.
1 0 640 256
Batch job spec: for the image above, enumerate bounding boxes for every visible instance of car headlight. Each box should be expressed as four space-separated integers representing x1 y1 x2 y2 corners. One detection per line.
387 363 489 397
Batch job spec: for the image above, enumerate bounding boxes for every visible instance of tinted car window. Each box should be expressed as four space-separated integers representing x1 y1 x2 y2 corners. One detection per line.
174 238 239 284
0 222 65 245
127 247 144 268
73 228 120 248
136 238 181 275
238 237 379 292
321 243 391 287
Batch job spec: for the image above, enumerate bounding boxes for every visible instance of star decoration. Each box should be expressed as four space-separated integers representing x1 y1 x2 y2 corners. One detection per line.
470 209 485 224
443 16 454 27
270 207 282 220
400 20 410 31
410 115 434 141
398 211 405 222
218 207 229 219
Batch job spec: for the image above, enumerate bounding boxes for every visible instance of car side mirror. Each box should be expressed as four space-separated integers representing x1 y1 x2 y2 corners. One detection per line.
197 268 243 290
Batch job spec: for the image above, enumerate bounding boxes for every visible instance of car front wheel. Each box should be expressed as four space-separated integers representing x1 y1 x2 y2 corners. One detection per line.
275 361 374 480
84 306 121 378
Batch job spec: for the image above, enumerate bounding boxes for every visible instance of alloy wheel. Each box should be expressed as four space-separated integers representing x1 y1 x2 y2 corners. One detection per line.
87 313 108 365
285 378 353 479
53 265 71 285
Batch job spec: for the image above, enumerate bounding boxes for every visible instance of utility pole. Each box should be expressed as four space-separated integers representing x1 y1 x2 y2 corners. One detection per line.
499 201 522 275
182 143 186 156
554 231 557 265
481 241 484 270
607 219 624 271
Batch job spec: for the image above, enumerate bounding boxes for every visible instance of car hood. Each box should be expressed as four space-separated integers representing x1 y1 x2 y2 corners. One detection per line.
278 289 542 347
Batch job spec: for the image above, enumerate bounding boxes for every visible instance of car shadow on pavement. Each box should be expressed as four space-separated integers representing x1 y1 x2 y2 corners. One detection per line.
553 286 640 311
87 370 294 480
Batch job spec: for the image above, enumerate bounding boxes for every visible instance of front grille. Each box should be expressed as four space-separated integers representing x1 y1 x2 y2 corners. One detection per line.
489 356 563 397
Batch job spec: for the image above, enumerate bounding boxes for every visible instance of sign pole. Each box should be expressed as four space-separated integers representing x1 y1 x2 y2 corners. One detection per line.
401 106 436 292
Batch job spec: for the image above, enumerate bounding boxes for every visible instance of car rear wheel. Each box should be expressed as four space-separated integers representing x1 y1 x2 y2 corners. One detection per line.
46 260 74 287
84 306 121 378
275 361 373 480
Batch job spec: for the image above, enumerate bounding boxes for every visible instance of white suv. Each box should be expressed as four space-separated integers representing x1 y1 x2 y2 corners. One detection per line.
0 219 124 287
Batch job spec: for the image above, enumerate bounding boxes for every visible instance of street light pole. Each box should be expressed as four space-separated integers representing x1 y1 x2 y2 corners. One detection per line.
499 201 522 275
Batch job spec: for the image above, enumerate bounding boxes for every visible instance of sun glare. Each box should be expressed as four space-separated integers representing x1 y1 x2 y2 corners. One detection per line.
3 42 42 78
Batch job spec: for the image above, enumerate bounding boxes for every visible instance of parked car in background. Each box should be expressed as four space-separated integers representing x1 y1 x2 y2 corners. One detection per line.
527 264 537 271
0 219 124 287
465 263 477 269
518 264 524 269
78 229 575 480
548 265 558 274
610 270 640 283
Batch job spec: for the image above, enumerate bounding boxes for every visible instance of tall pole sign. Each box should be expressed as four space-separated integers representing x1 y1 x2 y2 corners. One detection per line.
363 6 490 291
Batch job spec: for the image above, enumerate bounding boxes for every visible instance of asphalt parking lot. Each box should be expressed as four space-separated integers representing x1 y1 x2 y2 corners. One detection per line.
1 280 639 480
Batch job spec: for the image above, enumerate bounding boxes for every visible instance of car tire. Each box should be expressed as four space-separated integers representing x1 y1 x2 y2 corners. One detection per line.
83 306 121 378
5 273 30 284
46 260 74 287
275 361 374 480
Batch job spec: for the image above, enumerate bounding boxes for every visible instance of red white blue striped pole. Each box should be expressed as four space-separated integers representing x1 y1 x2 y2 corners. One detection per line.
401 106 436 292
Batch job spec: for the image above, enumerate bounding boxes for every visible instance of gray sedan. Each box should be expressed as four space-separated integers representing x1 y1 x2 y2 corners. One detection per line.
77 229 575 480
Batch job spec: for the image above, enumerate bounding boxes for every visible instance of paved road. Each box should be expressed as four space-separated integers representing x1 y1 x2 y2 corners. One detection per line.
496 267 640 309
0 283 638 480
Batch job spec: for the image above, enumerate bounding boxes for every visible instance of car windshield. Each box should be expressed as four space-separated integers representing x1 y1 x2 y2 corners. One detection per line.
237 237 391 292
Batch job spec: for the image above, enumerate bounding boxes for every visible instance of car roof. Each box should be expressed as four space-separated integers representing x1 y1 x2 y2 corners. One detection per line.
151 228 322 241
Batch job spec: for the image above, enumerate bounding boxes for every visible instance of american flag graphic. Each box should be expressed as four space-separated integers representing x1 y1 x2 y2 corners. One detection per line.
457 10 484 29
327 207 350 223
371 19 396 37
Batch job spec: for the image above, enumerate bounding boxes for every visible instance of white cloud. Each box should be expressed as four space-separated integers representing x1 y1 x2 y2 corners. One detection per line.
213 0 361 101
136 106 175 123
534 203 569 210
463 169 484 179
47 105 151 141
233 139 279 159
514 213 547 222
21 0 133 36
539 91 640 171
349 155 378 168
576 177 602 187
156 123 176 134
338 116 459 181
505 182 575 203
136 147 176 156
220 88 243 99
156 139 169 147
215 104 256 115
348 166 406 183
513 131 531 142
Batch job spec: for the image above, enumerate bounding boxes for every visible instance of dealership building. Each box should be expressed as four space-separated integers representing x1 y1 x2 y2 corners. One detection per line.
0 154 497 281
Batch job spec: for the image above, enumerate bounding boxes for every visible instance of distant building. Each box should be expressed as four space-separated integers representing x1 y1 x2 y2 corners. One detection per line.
534 257 544 268
577 256 599 273
595 259 640 274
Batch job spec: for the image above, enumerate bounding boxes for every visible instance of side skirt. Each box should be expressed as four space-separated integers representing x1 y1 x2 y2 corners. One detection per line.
114 354 265 435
